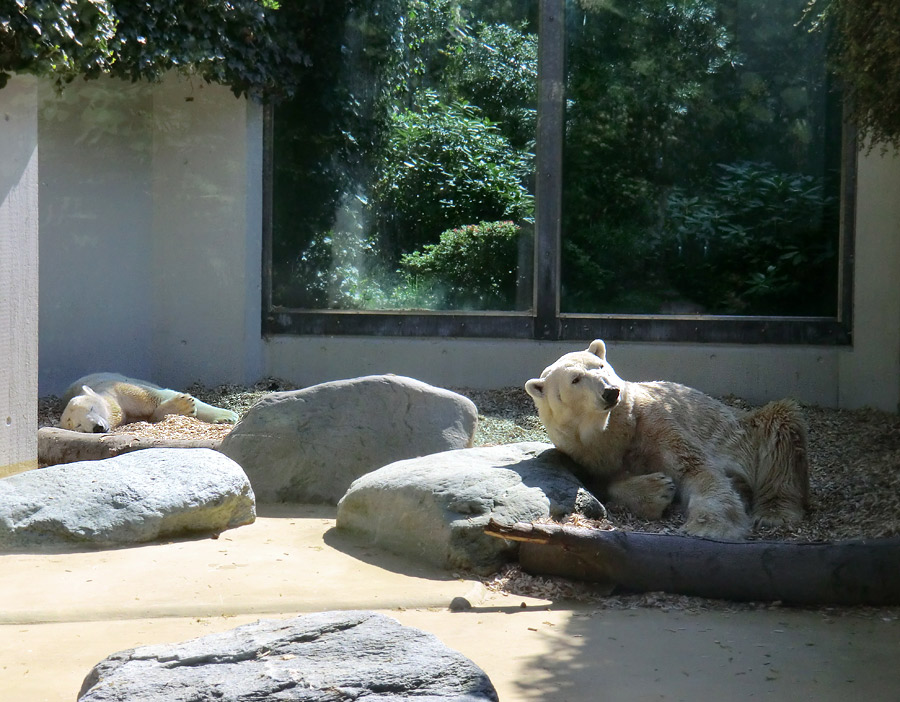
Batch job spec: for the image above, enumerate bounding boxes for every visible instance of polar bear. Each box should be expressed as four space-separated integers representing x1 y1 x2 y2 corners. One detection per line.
60 373 239 433
525 340 809 540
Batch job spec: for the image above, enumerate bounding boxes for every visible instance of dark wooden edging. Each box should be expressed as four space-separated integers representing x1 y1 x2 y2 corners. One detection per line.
37 427 223 466
486 519 900 606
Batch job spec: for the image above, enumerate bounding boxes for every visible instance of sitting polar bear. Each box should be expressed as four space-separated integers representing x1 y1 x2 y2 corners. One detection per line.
60 373 239 433
525 340 809 540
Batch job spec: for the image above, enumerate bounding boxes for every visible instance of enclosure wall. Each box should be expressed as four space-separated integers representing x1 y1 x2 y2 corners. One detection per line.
19 76 900 411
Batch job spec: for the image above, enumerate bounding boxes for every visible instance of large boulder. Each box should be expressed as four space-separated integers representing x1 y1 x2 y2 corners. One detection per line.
337 442 605 574
0 448 255 550
78 611 499 701
219 374 478 504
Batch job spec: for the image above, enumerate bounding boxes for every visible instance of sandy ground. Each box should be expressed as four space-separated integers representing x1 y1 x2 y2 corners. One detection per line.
2 505 898 702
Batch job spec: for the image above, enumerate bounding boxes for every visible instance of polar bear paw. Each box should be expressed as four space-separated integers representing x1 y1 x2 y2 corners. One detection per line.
683 498 749 540
154 392 198 420
608 472 677 520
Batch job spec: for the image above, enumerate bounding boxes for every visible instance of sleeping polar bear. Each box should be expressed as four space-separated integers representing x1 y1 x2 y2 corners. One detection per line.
60 373 239 433
525 340 809 540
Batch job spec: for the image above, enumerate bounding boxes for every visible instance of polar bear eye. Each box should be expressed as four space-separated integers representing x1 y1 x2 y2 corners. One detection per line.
571 375 581 385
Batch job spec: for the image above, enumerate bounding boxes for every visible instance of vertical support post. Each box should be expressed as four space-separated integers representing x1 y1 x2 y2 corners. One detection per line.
0 75 39 476
534 0 565 340
261 104 274 331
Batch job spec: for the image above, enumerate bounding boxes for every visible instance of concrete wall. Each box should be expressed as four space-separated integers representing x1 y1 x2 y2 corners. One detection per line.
20 74 900 412
0 76 39 476
37 76 263 395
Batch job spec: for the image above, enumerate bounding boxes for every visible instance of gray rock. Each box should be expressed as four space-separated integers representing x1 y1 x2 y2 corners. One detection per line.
219 374 478 504
337 442 605 574
0 448 255 549
78 611 498 701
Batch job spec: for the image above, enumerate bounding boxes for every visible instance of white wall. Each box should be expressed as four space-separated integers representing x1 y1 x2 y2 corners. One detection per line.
0 76 39 476
838 147 900 410
149 78 264 389
38 80 155 391
23 74 900 412
37 76 263 395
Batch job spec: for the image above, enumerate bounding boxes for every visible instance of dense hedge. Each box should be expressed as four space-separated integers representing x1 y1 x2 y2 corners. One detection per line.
807 0 900 151
0 0 345 100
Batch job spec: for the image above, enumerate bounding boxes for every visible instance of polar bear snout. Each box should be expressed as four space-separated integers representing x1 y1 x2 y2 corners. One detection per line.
601 386 620 407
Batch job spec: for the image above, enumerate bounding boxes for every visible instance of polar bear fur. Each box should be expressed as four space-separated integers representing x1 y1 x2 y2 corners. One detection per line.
60 373 239 433
525 340 809 540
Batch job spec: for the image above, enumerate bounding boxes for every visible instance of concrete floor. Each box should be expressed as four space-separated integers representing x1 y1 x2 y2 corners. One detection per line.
2 505 898 701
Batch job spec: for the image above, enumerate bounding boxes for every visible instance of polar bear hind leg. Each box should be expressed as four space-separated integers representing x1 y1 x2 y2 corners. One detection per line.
744 399 810 527
193 399 239 424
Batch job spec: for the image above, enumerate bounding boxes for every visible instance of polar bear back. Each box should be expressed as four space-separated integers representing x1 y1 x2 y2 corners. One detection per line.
61 373 163 405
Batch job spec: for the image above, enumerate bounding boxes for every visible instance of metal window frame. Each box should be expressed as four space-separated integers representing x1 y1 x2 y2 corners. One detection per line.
262 0 854 346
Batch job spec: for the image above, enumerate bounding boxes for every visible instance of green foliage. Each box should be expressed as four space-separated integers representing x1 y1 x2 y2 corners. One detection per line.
277 228 392 310
444 21 538 148
0 0 116 88
805 0 900 151
371 92 534 256
561 0 840 316
0 0 345 100
561 221 666 314
400 220 523 309
661 161 838 314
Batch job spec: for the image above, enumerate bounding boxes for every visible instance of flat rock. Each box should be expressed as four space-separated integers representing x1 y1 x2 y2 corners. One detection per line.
336 442 605 574
78 611 498 701
0 448 255 550
219 374 478 504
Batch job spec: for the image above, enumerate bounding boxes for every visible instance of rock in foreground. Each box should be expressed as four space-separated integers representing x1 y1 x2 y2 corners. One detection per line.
219 374 478 504
78 611 498 701
0 448 255 550
337 442 605 574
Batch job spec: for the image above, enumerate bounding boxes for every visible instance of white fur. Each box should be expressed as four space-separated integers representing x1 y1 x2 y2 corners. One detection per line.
525 341 809 540
60 372 239 433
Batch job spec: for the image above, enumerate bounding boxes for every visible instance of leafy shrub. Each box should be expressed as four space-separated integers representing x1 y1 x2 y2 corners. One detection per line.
561 221 667 314
371 92 534 257
276 228 389 310
444 22 538 149
661 161 838 314
399 220 524 309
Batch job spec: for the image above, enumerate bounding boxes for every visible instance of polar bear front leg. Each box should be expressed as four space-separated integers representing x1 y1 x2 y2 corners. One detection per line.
607 473 676 520
151 392 198 421
658 437 750 540
679 470 750 540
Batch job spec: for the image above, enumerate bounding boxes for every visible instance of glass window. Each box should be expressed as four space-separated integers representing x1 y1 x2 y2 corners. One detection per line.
265 0 852 344
562 0 842 318
269 0 538 314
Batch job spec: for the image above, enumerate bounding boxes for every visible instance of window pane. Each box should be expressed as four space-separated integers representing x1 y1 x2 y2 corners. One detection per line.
561 0 841 316
271 0 538 312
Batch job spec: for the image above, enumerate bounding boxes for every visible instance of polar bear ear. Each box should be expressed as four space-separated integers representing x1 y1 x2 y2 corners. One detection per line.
587 339 607 360
524 378 545 400
81 384 101 399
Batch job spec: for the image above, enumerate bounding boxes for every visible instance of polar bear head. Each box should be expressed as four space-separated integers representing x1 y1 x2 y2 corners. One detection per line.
60 386 112 433
525 339 624 424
